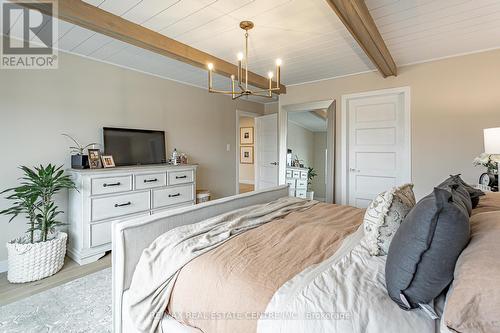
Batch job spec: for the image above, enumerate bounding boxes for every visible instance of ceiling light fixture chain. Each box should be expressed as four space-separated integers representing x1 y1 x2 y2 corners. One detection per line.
206 21 282 100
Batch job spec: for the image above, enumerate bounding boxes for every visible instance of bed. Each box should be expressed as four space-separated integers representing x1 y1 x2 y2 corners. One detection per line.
112 185 500 333
112 186 292 333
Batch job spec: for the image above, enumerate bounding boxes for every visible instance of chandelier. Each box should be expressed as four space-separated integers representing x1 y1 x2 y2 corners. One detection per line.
206 21 282 100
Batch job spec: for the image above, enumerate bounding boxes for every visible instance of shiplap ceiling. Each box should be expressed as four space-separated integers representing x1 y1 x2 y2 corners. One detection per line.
6 0 500 102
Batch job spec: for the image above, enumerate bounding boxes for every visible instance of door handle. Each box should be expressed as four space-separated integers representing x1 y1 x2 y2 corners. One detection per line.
270 162 279 166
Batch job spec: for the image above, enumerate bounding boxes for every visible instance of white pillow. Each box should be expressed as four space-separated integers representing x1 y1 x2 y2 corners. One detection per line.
363 184 416 256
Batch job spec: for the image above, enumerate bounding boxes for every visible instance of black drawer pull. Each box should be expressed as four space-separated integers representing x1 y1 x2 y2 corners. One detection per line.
103 182 121 187
114 202 131 207
175 175 188 179
144 178 158 183
168 193 181 198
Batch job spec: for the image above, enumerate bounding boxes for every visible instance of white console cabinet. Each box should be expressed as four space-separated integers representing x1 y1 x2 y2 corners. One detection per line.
67 164 197 264
285 167 308 198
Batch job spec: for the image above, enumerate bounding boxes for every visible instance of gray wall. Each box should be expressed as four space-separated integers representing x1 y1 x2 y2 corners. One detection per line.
287 121 315 168
0 51 264 263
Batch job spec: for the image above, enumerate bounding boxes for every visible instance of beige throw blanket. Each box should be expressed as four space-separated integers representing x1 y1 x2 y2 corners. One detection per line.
127 197 318 333
168 201 364 333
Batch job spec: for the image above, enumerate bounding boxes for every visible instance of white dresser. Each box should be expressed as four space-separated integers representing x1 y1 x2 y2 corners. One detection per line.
67 164 197 264
285 167 309 198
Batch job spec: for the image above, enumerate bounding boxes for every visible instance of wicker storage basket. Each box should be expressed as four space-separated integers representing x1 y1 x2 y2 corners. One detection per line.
6 232 67 283
196 190 211 204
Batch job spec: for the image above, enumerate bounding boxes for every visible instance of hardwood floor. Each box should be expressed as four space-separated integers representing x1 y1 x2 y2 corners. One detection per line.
0 253 111 306
239 183 254 194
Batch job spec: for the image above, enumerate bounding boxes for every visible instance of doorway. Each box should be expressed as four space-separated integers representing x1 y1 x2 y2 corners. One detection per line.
279 100 336 203
341 87 411 207
236 110 259 194
235 111 279 194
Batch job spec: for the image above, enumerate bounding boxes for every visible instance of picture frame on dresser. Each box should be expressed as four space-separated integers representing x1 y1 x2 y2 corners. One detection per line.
67 164 197 265
101 155 116 168
88 148 102 169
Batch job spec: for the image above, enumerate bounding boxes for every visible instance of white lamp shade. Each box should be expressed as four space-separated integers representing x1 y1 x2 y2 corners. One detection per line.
484 127 500 153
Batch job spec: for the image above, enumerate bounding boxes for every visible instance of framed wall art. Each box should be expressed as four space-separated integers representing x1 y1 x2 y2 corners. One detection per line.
240 146 254 164
240 127 254 145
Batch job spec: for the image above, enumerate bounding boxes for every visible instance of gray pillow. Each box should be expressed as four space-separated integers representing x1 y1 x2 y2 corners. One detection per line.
385 187 471 310
442 183 472 216
438 174 484 209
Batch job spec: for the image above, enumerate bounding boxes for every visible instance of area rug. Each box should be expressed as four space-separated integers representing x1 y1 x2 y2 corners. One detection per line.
0 268 111 333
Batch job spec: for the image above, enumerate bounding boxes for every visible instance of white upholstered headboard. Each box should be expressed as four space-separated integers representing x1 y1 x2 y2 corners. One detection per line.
112 185 289 332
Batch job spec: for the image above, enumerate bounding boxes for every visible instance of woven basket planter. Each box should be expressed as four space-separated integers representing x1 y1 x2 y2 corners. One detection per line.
6 232 67 283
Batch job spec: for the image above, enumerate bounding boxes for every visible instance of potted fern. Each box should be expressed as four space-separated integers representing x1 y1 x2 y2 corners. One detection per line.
1 165 76 283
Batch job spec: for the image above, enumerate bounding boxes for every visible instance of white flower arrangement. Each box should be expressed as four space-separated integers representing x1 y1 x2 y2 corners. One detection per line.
473 153 500 174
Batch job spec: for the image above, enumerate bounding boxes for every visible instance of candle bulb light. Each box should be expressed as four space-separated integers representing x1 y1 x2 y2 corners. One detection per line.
231 75 236 99
207 63 214 90
237 52 243 86
275 58 281 89
268 71 273 97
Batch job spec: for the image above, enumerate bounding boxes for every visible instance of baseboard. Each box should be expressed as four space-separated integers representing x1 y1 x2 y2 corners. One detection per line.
239 180 255 185
0 260 7 273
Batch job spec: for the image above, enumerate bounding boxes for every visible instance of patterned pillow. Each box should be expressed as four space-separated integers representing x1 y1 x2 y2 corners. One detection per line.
363 184 416 256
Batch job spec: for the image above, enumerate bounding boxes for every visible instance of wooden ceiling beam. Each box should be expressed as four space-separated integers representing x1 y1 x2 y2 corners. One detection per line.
325 0 397 77
310 109 328 121
18 0 286 93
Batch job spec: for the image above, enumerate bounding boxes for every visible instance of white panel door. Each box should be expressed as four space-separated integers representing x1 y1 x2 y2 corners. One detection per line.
346 90 410 208
255 114 278 190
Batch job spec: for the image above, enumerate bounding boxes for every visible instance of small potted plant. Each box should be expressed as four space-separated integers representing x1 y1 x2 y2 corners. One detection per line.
1 165 76 283
306 167 317 200
62 133 99 169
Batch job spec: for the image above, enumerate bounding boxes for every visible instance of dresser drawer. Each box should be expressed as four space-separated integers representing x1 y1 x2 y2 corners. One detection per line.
135 173 167 190
300 171 308 180
153 185 194 208
296 179 307 189
91 175 132 196
168 170 194 185
90 221 111 248
292 170 300 179
91 191 150 222
295 189 307 199
286 179 296 189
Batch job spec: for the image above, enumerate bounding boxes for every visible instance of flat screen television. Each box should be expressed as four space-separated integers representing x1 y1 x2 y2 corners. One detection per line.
103 127 166 166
